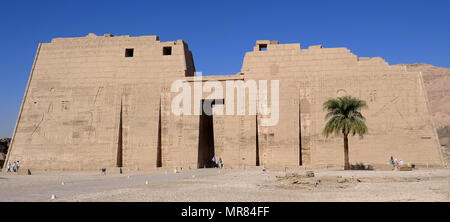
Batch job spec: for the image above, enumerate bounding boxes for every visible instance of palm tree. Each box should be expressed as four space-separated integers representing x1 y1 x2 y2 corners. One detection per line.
322 96 368 170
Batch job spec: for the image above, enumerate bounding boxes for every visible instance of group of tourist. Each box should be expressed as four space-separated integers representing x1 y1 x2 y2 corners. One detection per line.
5 161 20 172
390 156 404 167
211 156 223 168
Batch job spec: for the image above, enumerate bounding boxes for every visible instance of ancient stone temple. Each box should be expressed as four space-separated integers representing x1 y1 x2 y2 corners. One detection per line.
3 33 444 171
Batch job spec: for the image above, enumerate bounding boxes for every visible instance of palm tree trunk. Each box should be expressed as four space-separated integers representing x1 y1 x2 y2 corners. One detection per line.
343 133 349 170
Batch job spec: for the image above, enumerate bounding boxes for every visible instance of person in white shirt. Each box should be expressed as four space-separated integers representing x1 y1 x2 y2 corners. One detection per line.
16 161 20 171
6 162 11 172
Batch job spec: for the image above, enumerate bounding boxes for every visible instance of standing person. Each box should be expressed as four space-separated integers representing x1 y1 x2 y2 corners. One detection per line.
218 157 223 168
211 156 216 168
16 161 20 171
6 162 11 172
390 156 394 167
12 161 17 172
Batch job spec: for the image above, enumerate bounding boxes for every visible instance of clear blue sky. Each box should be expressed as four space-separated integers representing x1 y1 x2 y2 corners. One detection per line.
0 0 449 137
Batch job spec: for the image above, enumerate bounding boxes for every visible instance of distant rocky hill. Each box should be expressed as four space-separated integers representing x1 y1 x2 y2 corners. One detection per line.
0 137 10 154
0 138 10 168
395 63 450 165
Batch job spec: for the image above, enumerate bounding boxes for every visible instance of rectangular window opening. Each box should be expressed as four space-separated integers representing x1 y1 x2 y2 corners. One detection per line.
163 46 172 56
125 48 134 57
259 44 267 51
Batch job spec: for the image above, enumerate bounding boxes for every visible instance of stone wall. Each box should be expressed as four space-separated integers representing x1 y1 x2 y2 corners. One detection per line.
5 34 194 170
242 41 443 168
3 35 444 171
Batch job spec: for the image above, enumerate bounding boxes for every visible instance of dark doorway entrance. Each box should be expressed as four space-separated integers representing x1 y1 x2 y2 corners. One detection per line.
197 99 222 168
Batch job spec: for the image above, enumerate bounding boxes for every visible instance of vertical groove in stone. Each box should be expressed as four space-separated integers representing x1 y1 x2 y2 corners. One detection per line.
299 101 302 166
117 100 123 167
157 98 162 167
256 113 260 166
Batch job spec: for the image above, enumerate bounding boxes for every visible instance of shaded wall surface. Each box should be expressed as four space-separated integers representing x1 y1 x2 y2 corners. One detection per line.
3 35 444 171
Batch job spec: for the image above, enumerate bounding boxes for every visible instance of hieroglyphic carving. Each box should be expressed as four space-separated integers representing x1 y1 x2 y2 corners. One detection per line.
4 35 443 171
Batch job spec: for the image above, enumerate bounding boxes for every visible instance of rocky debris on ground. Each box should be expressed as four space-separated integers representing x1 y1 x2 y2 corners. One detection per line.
273 173 361 189
269 172 434 190
274 173 321 189
306 171 315 177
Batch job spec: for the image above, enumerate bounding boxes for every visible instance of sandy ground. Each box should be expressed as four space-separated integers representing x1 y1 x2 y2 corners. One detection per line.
0 168 449 202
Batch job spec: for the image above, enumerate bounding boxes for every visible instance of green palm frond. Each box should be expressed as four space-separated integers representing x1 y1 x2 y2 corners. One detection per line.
322 96 368 138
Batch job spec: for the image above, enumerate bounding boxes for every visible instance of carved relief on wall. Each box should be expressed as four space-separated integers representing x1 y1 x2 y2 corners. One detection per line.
372 94 417 134
369 90 377 102
336 89 347 98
